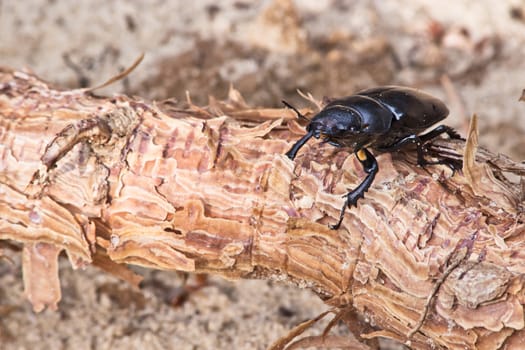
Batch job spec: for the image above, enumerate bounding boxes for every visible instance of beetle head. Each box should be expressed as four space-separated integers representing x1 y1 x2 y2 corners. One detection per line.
307 106 363 139
285 105 365 159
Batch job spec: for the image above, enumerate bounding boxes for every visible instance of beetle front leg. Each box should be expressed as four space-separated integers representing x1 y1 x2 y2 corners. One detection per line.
286 130 314 160
330 148 378 230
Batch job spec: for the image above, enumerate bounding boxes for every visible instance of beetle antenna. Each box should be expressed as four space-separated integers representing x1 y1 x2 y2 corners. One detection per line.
282 100 310 121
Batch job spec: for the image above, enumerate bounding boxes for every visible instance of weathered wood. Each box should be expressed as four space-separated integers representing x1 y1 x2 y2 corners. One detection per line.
1 68 525 349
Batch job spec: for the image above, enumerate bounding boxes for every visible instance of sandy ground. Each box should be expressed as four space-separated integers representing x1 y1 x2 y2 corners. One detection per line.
2 0 525 349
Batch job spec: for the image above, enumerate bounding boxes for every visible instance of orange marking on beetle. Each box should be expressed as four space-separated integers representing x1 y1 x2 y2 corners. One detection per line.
357 149 367 161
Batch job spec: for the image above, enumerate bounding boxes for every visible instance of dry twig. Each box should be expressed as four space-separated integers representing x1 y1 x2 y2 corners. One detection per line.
1 68 525 349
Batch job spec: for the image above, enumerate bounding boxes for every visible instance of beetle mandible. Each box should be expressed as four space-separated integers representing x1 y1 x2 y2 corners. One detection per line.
284 86 462 230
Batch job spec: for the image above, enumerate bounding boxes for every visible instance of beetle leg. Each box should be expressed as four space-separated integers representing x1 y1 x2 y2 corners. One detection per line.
284 100 316 160
381 134 448 169
418 125 463 142
286 130 314 160
330 148 378 230
418 125 463 172
378 134 427 165
378 125 463 172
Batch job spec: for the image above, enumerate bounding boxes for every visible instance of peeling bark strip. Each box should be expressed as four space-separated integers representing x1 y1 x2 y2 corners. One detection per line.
1 67 525 349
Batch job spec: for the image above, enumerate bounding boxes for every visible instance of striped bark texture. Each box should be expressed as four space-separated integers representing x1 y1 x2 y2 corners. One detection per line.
1 68 525 349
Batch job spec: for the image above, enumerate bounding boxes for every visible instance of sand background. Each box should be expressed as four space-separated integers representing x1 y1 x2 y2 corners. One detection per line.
2 1 525 349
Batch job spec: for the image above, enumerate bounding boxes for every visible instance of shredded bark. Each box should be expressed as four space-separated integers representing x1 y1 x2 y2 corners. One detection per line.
1 67 525 349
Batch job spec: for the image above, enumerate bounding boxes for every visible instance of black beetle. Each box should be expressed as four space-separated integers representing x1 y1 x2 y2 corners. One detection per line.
285 86 461 230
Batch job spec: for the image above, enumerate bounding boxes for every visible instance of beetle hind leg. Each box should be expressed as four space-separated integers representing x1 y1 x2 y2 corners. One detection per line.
378 125 462 172
417 125 463 171
330 148 378 230
419 125 463 142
